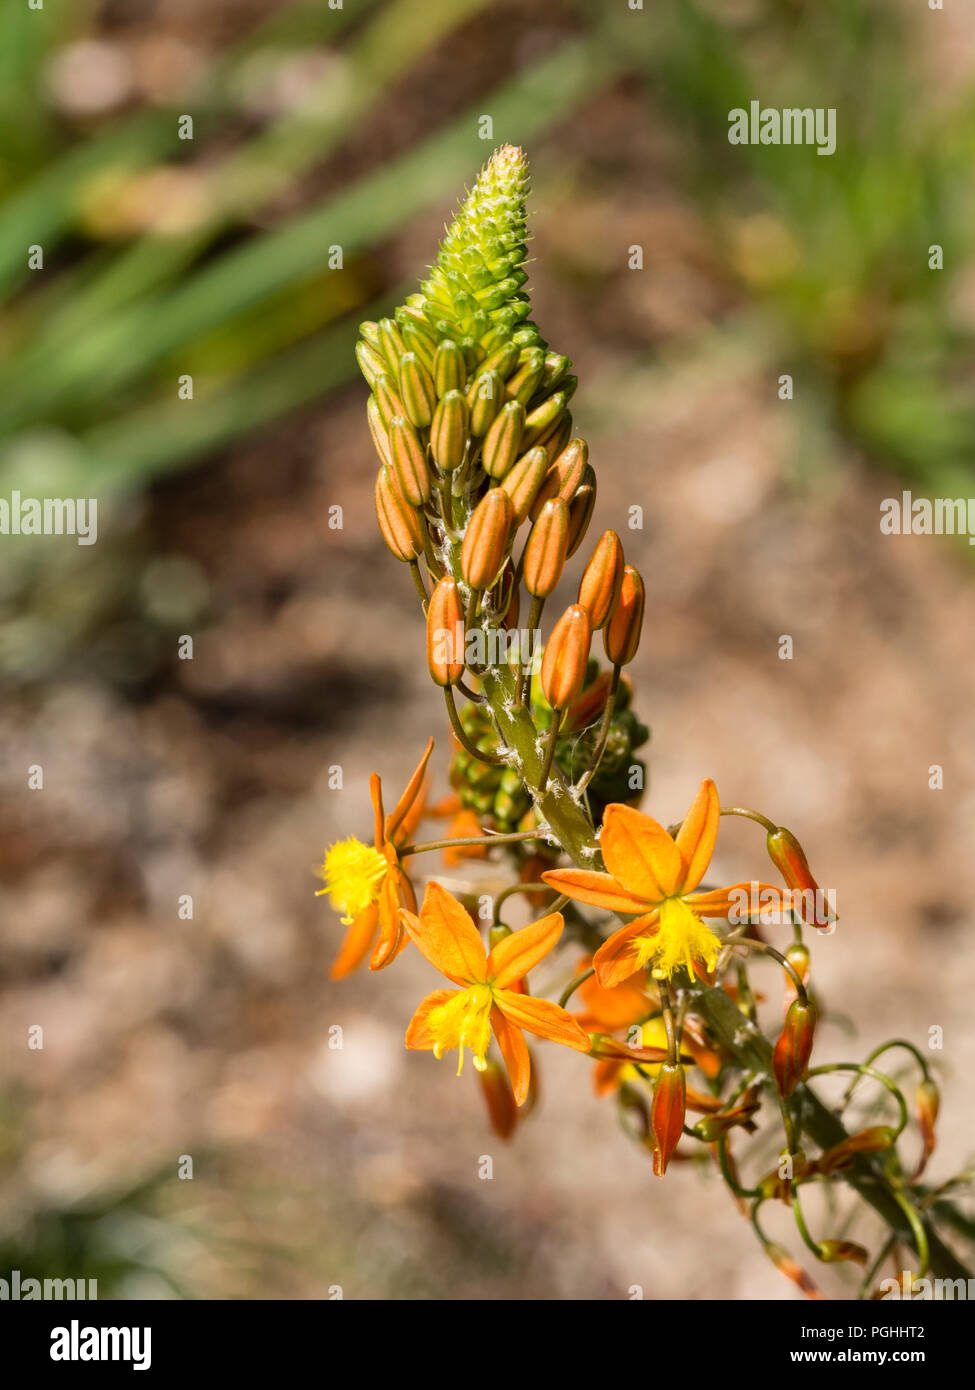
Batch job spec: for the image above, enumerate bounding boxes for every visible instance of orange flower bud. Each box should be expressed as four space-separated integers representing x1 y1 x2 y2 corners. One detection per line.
355 340 386 389
426 577 466 687
814 1126 896 1175
915 1078 939 1175
377 316 407 369
817 1239 869 1266
691 1088 761 1140
434 339 467 397
480 341 520 381
398 351 437 429
522 389 569 449
460 488 513 591
650 1062 686 1177
375 466 422 563
541 604 592 710
430 390 469 473
505 347 546 405
367 395 391 467
765 1243 824 1299
482 400 526 480
767 827 819 894
530 439 588 520
523 498 569 598
374 373 407 429
467 369 504 435
564 669 614 732
500 446 549 523
478 1058 518 1141
566 471 597 557
578 530 624 628
783 941 811 1007
604 565 645 666
538 413 573 464
401 320 436 373
389 415 431 506
772 997 816 1097
786 942 810 982
540 352 571 392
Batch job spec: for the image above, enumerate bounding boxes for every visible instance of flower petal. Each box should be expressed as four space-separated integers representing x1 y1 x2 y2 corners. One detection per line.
601 804 682 901
403 879 488 984
329 904 378 980
405 989 461 1050
486 912 564 988
370 863 414 970
369 772 385 849
494 990 592 1052
541 868 650 914
593 1058 624 1097
490 1006 531 1106
674 778 719 893
592 911 660 988
685 881 788 921
573 955 651 1032
386 737 434 841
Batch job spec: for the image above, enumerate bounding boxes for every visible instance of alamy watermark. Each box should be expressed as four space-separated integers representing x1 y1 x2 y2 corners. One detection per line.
1 1268 97 1299
0 490 97 545
880 491 975 544
728 102 836 156
431 624 542 669
728 883 837 930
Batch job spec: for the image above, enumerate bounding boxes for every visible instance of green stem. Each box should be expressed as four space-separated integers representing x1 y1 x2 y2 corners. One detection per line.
443 685 504 765
574 664 620 795
476 664 968 1281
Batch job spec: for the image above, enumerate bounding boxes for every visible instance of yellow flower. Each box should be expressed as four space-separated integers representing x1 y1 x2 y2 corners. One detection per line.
402 880 591 1104
314 738 432 978
543 780 787 987
318 838 388 924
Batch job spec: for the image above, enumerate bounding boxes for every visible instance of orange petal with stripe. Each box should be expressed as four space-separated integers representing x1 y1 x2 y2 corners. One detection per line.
406 988 461 1050
674 779 719 893
486 912 564 989
494 991 591 1052
601 804 682 901
330 904 378 980
592 911 660 988
541 867 650 914
593 1057 624 1096
370 863 414 970
685 881 787 919
490 1005 532 1106
403 879 488 984
386 737 434 841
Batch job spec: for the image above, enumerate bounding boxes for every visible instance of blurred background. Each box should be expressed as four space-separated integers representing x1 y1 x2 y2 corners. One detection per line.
1 0 974 1299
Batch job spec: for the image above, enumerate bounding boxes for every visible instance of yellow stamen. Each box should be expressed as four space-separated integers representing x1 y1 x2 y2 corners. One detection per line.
428 985 493 1075
315 838 388 924
632 897 722 982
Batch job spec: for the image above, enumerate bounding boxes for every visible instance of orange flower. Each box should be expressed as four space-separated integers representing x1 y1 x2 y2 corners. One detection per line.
402 881 590 1104
315 739 432 979
543 780 785 987
441 808 488 867
572 954 650 1033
